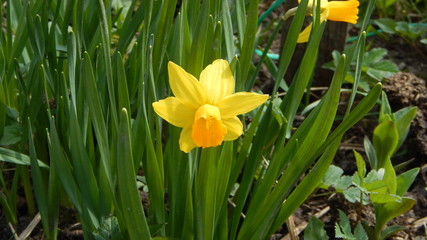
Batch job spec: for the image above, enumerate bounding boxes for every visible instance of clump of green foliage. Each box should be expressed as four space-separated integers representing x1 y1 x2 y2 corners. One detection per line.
304 92 419 240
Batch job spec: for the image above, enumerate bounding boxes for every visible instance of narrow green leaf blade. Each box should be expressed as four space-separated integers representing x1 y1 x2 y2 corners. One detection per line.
0 147 48 168
117 109 151 240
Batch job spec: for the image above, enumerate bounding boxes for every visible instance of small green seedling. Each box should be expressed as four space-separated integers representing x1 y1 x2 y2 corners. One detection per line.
303 210 369 240
335 209 368 240
304 217 329 240
323 47 399 91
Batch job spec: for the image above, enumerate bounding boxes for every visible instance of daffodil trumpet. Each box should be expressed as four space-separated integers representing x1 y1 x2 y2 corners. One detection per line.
297 0 360 43
152 60 269 153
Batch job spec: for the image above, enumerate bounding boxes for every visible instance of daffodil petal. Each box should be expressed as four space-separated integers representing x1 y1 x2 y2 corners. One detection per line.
328 0 359 24
179 126 197 153
199 59 234 105
168 61 206 108
219 92 268 119
300 0 329 8
320 0 329 7
152 97 195 128
320 7 329 22
297 23 313 43
298 0 327 6
223 117 243 141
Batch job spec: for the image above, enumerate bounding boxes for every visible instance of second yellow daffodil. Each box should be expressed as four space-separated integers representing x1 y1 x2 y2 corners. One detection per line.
152 60 268 153
297 0 359 43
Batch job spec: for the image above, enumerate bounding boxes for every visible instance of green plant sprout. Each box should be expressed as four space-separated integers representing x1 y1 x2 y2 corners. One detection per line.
316 91 419 239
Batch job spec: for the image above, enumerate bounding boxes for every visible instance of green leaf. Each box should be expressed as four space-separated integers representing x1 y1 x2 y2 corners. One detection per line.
379 91 392 123
0 46 5 80
27 122 46 220
280 20 326 137
363 136 377 169
117 109 151 240
321 165 352 191
272 0 310 94
345 31 366 116
235 0 246 45
221 0 234 62
0 104 5 140
93 215 124 240
48 118 82 214
374 18 397 34
335 209 354 239
384 0 397 8
373 120 399 168
370 191 401 204
395 21 419 39
141 84 166 231
365 60 399 82
68 102 101 220
363 48 388 65
373 120 398 195
269 139 342 237
238 0 259 91
396 168 419 196
343 187 363 204
335 176 353 191
0 172 17 224
96 0 118 129
215 142 234 225
354 222 368 240
379 225 405 240
0 147 48 168
114 1 145 55
67 31 78 110
364 179 387 192
304 217 328 240
322 165 344 186
374 198 416 236
82 52 112 185
195 147 223 239
115 53 130 113
227 104 264 217
28 118 58 239
229 105 274 240
0 124 21 145
152 0 177 79
353 150 366 179
393 106 417 150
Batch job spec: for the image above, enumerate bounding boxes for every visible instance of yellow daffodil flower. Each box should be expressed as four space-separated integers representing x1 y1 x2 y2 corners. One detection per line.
152 60 268 153
297 0 359 43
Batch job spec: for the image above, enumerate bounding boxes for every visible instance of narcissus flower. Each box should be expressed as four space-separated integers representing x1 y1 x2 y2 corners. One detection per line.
297 0 359 43
152 60 268 153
